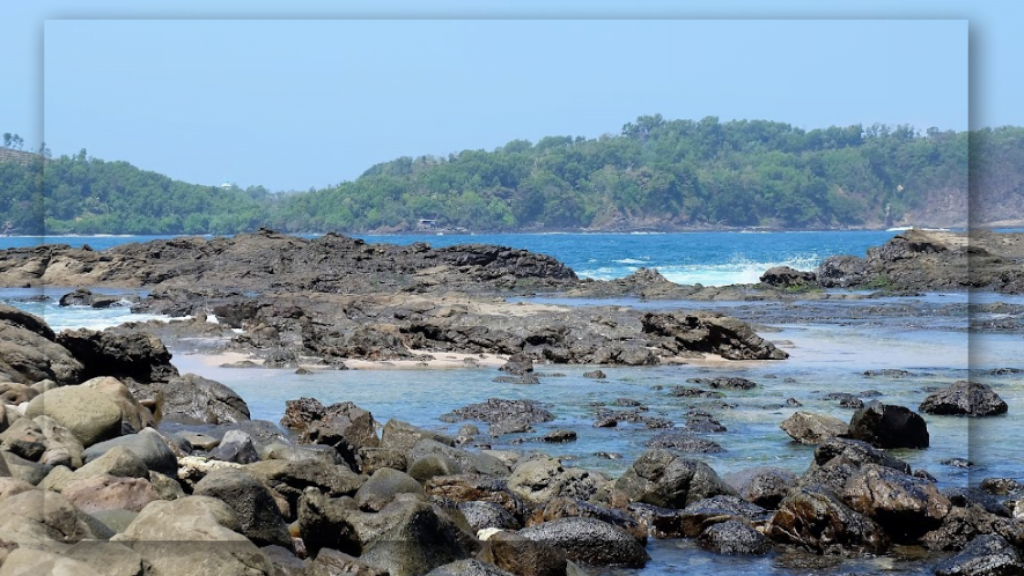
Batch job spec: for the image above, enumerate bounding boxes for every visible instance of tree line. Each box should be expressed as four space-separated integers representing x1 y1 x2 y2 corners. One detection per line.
1 117 1020 236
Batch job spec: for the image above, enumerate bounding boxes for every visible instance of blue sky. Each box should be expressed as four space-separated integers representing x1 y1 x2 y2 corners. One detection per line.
2 1 1016 191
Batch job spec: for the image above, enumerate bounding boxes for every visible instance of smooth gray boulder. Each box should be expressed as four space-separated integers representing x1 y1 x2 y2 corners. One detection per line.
25 385 123 447
83 428 177 476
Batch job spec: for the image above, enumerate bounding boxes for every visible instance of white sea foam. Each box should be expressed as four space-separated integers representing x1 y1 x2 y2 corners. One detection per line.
578 254 821 286
613 258 649 265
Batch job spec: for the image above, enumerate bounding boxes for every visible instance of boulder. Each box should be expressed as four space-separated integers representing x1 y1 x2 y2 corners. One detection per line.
111 496 273 575
0 416 46 461
935 534 1024 576
759 266 816 288
0 488 104 551
697 519 772 555
1 451 52 485
355 467 425 512
646 431 724 454
724 466 798 509
82 428 177 476
280 397 325 432
499 353 534 376
35 415 86 469
61 474 159 513
56 328 178 384
528 496 646 541
919 381 1009 417
210 429 261 464
245 458 364 509
297 401 379 468
780 412 848 445
409 439 509 477
381 419 455 452
613 448 736 509
507 458 600 506
425 474 530 524
845 401 929 449
0 548 103 576
677 495 770 538
440 398 556 427
458 501 521 532
75 446 149 480
193 468 292 548
301 496 477 576
0 307 84 386
426 559 515 576
687 376 758 390
306 548 388 576
842 463 951 543
639 311 788 360
63 541 147 576
408 453 462 482
516 517 649 568
80 376 155 433
25 385 123 447
133 373 250 425
487 530 568 576
0 382 38 405
766 484 890 555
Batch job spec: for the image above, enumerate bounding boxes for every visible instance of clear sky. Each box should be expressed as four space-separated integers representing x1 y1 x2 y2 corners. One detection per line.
3 1 1017 191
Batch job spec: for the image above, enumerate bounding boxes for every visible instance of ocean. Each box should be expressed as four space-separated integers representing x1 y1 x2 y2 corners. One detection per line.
1 230 1017 576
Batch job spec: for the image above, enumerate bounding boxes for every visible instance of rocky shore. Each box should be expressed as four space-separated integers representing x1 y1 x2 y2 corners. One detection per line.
1 228 1022 300
1 304 1021 576
0 229 1021 575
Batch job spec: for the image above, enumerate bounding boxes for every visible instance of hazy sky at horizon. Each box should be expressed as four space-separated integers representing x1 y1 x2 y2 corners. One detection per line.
41 19 965 190
4 1 1017 192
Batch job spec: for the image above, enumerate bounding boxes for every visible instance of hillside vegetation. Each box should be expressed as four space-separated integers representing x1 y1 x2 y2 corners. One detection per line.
1 117 1021 235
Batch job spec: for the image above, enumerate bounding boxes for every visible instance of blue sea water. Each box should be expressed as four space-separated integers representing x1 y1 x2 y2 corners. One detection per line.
1 230 1018 576
7 229 901 286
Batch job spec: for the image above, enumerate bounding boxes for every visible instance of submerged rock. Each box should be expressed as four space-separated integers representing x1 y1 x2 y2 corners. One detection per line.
919 381 1008 417
780 412 847 445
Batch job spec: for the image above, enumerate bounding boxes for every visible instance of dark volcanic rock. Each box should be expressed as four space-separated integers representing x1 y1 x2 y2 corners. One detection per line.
697 520 772 555
845 401 930 449
516 517 649 568
824 392 864 409
640 312 788 360
193 467 292 548
647 431 724 454
841 463 951 543
919 381 1009 417
687 376 758 390
441 398 555 426
291 400 380 469
724 467 798 510
767 484 890 555
499 353 533 376
132 373 250 425
934 534 1024 576
0 230 579 294
678 495 770 538
56 328 178 384
759 266 816 288
0 304 83 385
613 448 737 509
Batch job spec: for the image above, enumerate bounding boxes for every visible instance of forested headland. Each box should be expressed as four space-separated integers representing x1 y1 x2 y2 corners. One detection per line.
2 116 1022 235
